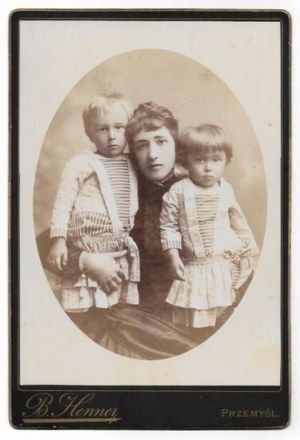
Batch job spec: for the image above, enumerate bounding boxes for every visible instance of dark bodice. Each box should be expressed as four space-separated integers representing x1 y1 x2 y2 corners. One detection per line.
131 168 187 312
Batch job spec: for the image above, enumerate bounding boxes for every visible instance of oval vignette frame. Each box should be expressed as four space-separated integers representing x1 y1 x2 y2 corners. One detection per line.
34 49 267 360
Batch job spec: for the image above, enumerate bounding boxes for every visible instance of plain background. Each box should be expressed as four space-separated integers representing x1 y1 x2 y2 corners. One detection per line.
1 0 299 439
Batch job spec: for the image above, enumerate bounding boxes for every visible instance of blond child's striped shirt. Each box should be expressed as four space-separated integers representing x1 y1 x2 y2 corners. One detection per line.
101 156 131 228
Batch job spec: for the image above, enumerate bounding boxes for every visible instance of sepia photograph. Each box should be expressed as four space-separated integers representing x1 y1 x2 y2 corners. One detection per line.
10 9 290 429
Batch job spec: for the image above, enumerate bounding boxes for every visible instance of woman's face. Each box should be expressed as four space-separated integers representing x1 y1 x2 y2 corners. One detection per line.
132 126 176 182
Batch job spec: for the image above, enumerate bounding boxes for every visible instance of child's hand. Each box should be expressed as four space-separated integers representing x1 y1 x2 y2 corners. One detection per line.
172 258 185 281
165 249 185 281
81 250 127 294
47 237 68 271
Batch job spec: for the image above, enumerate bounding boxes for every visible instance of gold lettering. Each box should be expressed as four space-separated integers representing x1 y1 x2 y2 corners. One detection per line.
104 408 113 417
81 407 105 417
51 393 95 417
220 408 280 419
50 393 118 419
23 393 53 417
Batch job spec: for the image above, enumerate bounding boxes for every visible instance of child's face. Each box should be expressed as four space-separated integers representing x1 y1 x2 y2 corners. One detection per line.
90 104 128 157
187 150 227 187
132 126 176 182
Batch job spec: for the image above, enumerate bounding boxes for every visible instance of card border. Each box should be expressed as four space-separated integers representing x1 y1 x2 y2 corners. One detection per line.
9 8 290 429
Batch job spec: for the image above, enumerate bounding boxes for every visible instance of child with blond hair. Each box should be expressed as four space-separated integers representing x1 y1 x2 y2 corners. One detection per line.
47 93 139 312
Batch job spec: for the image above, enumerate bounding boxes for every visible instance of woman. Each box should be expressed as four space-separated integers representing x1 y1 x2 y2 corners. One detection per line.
78 102 187 313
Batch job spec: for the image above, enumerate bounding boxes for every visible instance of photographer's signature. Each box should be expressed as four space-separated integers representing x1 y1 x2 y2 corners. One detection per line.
22 392 121 424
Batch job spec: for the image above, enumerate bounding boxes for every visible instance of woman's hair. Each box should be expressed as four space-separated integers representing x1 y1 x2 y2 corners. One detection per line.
179 124 233 165
125 102 179 155
83 92 132 140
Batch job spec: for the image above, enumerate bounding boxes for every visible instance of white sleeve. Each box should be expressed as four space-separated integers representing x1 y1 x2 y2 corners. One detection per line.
49 156 86 239
228 186 259 257
160 186 182 251
227 184 259 288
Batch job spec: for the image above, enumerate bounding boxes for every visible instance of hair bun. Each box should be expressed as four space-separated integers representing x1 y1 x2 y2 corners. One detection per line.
133 102 156 116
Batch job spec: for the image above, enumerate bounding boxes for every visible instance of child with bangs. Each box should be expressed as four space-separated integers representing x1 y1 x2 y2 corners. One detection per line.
160 124 259 328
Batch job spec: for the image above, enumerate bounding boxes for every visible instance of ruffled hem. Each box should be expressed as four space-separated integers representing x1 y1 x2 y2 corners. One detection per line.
61 282 139 312
171 306 227 328
234 256 255 289
166 257 236 310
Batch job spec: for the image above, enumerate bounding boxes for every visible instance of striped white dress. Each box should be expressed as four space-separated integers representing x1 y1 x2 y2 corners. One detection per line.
160 178 258 328
50 152 139 312
171 191 232 328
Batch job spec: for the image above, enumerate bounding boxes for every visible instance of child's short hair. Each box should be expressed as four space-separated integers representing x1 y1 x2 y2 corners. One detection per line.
83 92 132 140
180 124 233 164
125 102 179 155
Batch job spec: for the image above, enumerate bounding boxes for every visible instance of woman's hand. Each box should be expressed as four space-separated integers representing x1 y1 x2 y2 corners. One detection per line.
47 237 68 271
81 250 127 294
165 249 185 281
